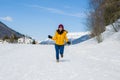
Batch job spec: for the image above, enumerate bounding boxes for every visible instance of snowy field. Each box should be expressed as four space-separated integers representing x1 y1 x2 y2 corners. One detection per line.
0 28 120 80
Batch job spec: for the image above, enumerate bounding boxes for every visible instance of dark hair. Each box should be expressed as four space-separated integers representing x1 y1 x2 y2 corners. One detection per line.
58 24 64 30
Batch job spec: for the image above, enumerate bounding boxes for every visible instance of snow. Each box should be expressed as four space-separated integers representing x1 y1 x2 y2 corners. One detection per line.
67 31 90 39
0 26 120 80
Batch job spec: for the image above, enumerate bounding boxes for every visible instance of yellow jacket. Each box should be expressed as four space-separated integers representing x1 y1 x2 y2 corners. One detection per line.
52 30 68 45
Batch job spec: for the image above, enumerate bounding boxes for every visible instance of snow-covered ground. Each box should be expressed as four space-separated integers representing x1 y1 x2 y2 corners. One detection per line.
0 26 120 80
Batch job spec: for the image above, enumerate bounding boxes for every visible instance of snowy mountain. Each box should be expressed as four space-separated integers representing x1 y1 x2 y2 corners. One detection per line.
71 34 90 45
0 22 120 80
67 31 90 39
40 39 55 45
40 32 90 45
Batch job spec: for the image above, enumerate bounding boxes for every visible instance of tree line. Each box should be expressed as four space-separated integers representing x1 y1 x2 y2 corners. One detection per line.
2 34 19 43
87 0 120 43
2 34 37 44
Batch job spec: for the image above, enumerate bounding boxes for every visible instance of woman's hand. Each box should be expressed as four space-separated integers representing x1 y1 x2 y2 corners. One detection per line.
67 41 71 45
48 35 52 39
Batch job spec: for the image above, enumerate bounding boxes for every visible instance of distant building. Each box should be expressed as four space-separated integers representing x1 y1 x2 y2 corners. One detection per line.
18 36 33 44
3 40 9 44
0 39 3 43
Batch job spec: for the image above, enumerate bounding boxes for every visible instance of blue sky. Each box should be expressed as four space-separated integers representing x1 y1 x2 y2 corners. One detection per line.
0 0 89 40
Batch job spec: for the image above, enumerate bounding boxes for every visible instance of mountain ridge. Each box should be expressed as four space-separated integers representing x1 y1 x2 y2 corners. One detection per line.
0 21 24 39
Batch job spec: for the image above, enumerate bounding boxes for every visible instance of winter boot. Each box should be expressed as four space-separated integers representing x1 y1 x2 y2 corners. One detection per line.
56 59 59 62
61 54 63 58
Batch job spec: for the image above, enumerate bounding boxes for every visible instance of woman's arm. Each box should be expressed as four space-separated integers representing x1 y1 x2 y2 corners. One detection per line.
52 31 57 41
64 31 68 42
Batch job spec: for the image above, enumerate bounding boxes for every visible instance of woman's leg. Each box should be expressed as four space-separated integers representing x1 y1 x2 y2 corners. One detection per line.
60 45 64 57
55 44 60 60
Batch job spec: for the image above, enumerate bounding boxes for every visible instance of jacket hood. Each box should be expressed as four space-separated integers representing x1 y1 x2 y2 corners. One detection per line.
56 30 68 35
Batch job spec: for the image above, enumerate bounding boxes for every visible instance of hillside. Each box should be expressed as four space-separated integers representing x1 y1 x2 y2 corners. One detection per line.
0 23 120 80
0 21 23 39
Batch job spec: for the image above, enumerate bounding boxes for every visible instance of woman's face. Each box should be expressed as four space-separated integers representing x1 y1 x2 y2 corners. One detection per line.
58 27 63 31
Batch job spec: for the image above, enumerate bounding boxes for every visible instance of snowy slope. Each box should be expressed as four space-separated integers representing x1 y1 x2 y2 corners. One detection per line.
0 27 120 80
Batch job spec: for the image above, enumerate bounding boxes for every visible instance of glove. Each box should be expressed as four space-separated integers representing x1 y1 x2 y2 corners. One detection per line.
48 35 52 39
67 41 71 45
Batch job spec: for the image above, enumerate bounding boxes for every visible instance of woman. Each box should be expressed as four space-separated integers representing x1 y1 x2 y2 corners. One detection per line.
48 24 70 62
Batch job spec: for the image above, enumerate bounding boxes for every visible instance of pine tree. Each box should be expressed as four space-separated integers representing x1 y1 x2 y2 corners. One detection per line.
3 35 10 41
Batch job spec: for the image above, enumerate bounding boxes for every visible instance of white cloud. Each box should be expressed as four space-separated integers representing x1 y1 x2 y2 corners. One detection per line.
29 5 65 14
28 5 87 18
0 16 13 22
